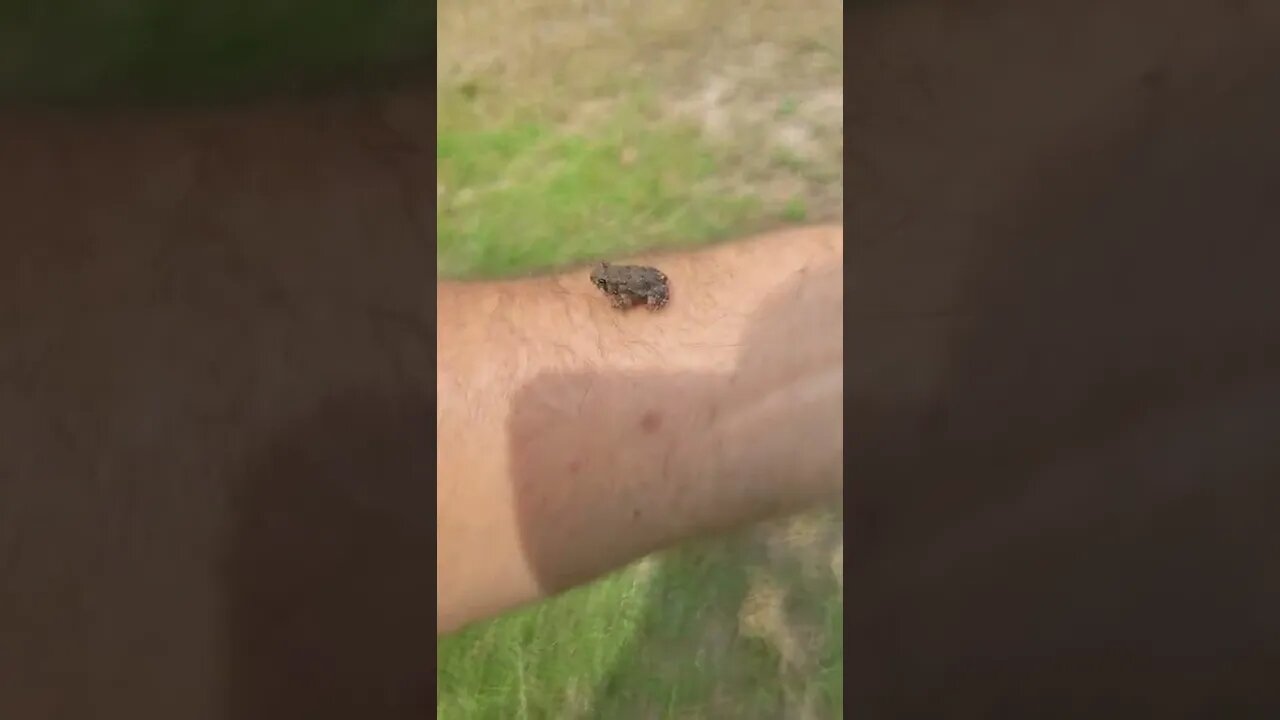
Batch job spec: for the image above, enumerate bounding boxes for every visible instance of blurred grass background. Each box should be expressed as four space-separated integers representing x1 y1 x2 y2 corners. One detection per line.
0 1 844 716
435 0 843 278
436 92 759 276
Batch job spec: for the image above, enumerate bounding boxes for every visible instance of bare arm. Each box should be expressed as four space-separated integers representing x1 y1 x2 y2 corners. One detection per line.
436 225 843 634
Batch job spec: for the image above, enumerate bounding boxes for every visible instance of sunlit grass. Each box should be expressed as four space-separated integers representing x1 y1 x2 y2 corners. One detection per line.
436 94 757 278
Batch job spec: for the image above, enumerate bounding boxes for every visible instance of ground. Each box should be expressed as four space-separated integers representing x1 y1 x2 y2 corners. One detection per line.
435 1 845 718
436 0 844 277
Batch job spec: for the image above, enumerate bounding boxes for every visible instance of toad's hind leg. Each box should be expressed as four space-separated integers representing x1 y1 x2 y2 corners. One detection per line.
646 293 668 310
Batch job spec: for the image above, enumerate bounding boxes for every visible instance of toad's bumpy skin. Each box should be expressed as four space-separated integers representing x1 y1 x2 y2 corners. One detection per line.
590 262 670 310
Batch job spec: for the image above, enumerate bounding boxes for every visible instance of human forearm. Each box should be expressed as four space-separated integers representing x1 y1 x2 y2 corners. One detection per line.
436 225 843 633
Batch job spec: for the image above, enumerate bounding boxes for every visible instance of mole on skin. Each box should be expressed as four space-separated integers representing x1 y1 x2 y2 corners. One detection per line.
640 411 663 433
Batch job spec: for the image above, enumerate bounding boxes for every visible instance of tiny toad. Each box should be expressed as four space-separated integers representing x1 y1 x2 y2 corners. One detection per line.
590 262 670 310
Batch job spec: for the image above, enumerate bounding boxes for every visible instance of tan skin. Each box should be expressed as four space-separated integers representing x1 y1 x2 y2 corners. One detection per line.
436 226 843 633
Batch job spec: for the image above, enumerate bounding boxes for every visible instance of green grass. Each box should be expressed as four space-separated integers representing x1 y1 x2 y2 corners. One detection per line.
436 92 758 278
436 558 680 719
437 566 655 719
783 197 810 223
438 534 842 720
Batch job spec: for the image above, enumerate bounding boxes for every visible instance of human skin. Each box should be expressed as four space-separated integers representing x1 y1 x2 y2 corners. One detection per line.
437 226 843 634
